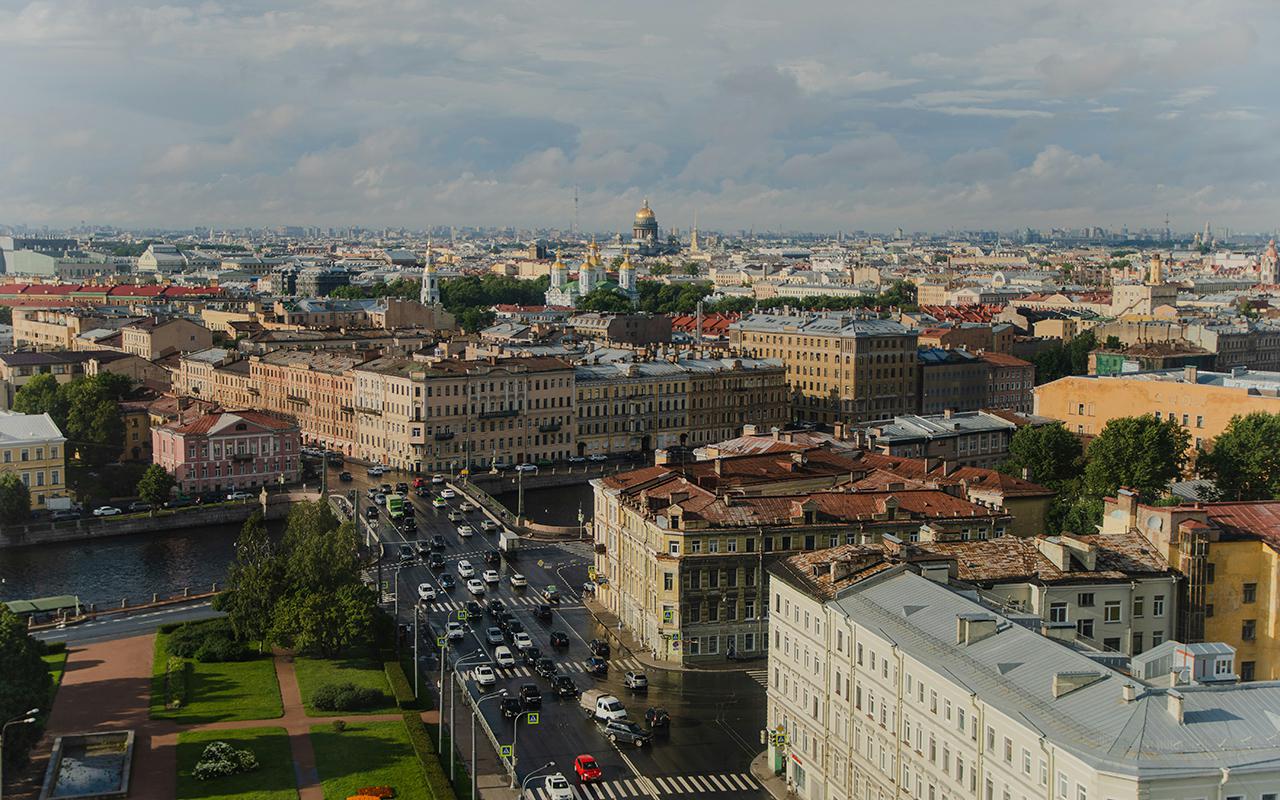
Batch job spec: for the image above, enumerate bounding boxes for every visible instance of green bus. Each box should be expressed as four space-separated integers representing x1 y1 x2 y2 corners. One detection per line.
387 493 406 520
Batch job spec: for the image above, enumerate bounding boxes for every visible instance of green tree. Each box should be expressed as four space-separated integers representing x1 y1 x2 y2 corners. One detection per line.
269 581 375 658
1082 415 1190 504
218 511 284 649
577 289 634 313
648 263 672 276
1032 330 1096 384
456 308 496 333
0 306 11 325
135 464 175 508
12 373 63 422
60 379 124 466
0 473 30 524
1198 412 1280 500
1002 423 1082 485
0 604 52 773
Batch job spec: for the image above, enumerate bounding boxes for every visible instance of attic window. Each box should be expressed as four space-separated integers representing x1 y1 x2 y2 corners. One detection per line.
235 423 247 431
670 514 681 528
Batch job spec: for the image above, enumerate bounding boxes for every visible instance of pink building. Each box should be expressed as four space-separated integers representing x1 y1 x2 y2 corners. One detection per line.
152 410 302 496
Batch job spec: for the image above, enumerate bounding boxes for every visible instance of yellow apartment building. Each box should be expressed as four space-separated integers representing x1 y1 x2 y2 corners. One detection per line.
0 411 67 507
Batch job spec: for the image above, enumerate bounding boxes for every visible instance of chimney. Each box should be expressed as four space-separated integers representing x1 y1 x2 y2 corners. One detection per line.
1121 683 1137 703
790 451 805 471
743 424 759 436
1166 690 1185 724
956 613 998 645
832 422 847 441
923 456 936 473
943 408 954 419
942 459 955 476
714 458 724 476
1183 365 1198 383
771 427 781 441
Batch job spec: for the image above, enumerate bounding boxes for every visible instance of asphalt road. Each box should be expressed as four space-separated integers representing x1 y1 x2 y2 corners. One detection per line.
32 599 223 645
351 468 768 800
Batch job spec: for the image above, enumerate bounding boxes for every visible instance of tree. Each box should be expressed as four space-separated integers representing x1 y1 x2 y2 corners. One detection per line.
1002 423 1082 486
457 307 496 333
271 508 372 657
577 289 634 313
218 511 284 649
1032 330 1096 384
12 373 62 421
269 582 375 657
0 306 11 325
136 464 176 508
0 473 30 524
0 604 52 773
1198 412 1280 500
1082 415 1190 504
648 263 672 276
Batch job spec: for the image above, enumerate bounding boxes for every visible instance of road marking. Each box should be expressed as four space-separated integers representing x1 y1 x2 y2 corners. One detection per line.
708 775 730 791
673 777 692 792
572 788 590 800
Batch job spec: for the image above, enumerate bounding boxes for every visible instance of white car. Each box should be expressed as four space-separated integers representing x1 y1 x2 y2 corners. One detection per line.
509 573 527 588
482 569 500 585
226 491 253 501
92 506 122 517
458 502 474 513
375 493 387 505
514 463 538 472
432 474 445 484
544 774 573 800
367 465 386 476
512 631 534 650
417 583 437 601
479 520 499 532
473 664 496 686
446 621 465 641
457 525 475 537
440 488 456 499
467 578 486 595
457 560 475 578
494 646 516 667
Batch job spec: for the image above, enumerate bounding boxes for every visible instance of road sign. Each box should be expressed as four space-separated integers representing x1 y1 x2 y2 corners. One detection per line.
436 636 446 648
527 712 540 725
457 610 468 622
537 559 545 568
500 745 512 758
662 609 673 623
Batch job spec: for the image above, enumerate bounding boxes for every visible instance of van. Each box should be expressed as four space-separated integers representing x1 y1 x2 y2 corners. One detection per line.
579 689 627 722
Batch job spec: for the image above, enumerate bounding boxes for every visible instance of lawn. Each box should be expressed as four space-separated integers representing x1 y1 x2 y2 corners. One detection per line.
176 726 298 800
293 653 397 716
42 650 68 718
151 632 284 724
310 721 430 800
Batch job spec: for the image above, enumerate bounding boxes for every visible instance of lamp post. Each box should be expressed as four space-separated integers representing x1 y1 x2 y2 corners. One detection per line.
448 651 488 784
1 709 40 800
509 710 546 789
519 760 556 800
472 689 506 800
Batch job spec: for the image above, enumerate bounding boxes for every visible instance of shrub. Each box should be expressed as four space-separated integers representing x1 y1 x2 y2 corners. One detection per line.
384 661 416 710
402 713 456 800
167 618 250 662
158 622 184 635
312 682 387 712
41 640 67 655
331 719 347 733
193 636 250 663
192 740 259 781
165 656 188 710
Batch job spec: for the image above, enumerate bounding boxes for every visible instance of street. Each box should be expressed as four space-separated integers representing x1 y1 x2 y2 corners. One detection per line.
32 599 222 645
352 468 769 800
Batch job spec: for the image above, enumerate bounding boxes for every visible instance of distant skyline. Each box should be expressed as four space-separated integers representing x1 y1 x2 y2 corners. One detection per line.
2 1 1277 233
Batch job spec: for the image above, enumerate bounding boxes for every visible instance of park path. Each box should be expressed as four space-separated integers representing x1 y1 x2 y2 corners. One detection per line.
15 635 439 800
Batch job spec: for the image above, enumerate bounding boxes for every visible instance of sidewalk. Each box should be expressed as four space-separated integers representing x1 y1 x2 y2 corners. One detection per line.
749 750 792 800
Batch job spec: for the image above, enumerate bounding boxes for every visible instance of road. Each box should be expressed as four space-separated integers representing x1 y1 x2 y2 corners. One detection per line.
32 599 222 645
349 468 769 800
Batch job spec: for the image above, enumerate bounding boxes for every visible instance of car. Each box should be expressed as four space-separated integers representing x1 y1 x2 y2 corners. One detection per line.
447 511 464 523
512 632 534 650
544 774 573 800
127 501 152 513
339 471 353 482
374 493 387 506
484 550 501 566
395 482 409 494
432 497 447 509
535 657 558 679
399 544 414 559
466 578 486 596
416 486 431 497
581 581 596 594
482 569 500 585
485 626 505 645
326 451 344 464
519 683 542 708
412 477 427 489
446 621 465 641
440 488 456 499
500 696 523 718
588 454 608 462
428 552 445 569
586 657 608 676
457 560 475 577
415 541 429 555
51 509 81 521
163 497 195 509
399 519 418 533
365 505 380 520
480 520 500 532
417 583 437 601
464 600 484 619
366 465 385 477
573 754 602 783
431 534 447 549
534 604 553 622
601 719 650 747
494 646 516 667
514 463 538 472
568 455 587 463
510 573 528 588
458 501 474 513
644 707 670 729
226 491 253 501
432 474 445 485
402 503 415 516
439 574 456 590
551 674 578 698
366 487 380 499
588 639 611 659
543 585 561 604
623 671 648 690
486 598 507 616
521 646 543 666
549 631 570 648
457 524 475 537
504 620 526 639
473 664 496 687
380 483 393 493
92 506 122 517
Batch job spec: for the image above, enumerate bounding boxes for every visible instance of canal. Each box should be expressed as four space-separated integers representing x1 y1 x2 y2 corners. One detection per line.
493 483 595 527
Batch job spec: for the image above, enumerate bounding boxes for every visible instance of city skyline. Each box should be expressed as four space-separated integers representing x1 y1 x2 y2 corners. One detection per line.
3 0 1278 232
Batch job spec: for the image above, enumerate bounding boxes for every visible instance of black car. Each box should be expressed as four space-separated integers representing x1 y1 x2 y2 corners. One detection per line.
415 486 431 497
549 631 570 648
496 612 516 630
431 534 447 550
645 707 670 729
380 483 393 494
464 600 484 619
365 506 379 520
396 482 409 494
521 646 542 666
483 550 501 565
399 518 418 533
338 471 353 482
399 544 414 559
500 697 523 719
503 621 526 643
588 639 611 659
602 720 650 747
551 674 578 698
519 683 542 708
535 657 557 679
439 573 456 590
534 604 553 622
415 541 429 555
486 599 507 616
428 552 445 569
586 656 608 676
403 503 415 517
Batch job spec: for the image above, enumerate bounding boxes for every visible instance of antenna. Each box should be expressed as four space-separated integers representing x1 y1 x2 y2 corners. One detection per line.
573 186 580 237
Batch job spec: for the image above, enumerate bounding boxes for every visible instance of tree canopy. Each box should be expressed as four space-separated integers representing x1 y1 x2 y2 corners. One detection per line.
0 604 51 772
1002 423 1082 486
12 373 133 465
1032 330 1096 384
1197 412 1280 500
136 464 176 508
1082 414 1190 503
0 473 30 524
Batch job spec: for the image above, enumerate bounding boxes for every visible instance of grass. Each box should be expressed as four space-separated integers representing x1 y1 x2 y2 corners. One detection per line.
176 726 298 800
151 632 284 724
310 720 431 800
293 652 398 716
40 650 69 721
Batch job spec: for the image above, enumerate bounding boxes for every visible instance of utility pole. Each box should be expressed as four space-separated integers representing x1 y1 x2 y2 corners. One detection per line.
516 466 524 521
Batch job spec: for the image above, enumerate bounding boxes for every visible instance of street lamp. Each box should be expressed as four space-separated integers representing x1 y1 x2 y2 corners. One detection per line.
508 710 546 789
471 689 506 800
448 651 488 783
1 709 40 800
519 760 556 800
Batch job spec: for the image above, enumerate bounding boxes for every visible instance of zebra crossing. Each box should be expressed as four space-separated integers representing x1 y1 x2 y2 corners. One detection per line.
489 656 646 678
743 668 768 688
425 595 583 614
524 772 760 800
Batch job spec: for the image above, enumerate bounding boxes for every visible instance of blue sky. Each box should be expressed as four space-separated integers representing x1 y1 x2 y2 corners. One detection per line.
2 0 1277 233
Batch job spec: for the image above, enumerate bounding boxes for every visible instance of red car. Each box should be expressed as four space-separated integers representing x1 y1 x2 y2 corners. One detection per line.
573 754 601 783
412 477 427 489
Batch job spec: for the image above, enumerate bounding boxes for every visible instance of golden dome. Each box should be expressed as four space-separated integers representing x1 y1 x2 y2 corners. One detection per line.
634 199 655 221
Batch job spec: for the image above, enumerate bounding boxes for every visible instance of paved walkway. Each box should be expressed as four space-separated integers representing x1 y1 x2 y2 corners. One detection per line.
12 635 441 800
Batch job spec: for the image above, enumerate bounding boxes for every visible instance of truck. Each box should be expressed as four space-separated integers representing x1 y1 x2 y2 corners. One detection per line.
498 528 520 555
579 689 627 722
386 493 406 521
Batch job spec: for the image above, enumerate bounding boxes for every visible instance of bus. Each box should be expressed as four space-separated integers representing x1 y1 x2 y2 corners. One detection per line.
387 493 406 521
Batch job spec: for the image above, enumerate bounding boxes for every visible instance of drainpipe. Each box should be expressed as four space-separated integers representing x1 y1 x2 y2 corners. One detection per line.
1217 767 1231 800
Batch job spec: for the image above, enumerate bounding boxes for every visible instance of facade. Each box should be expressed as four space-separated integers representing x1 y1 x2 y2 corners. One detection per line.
568 313 672 346
175 350 256 410
3 249 112 279
295 266 351 297
859 410 1023 469
979 352 1034 413
766 563 1280 800
120 316 214 360
0 350 136 409
135 244 188 273
0 411 67 508
152 410 301 495
12 308 133 351
248 350 364 454
1088 343 1216 377
916 347 987 415
730 313 919 424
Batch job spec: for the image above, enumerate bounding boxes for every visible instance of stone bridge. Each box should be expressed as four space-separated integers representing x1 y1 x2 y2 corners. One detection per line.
464 463 627 494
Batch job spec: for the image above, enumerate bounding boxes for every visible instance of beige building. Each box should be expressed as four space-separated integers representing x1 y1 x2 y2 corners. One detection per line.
0 410 67 508
12 307 126 351
730 313 918 424
248 350 365 454
120 316 214 360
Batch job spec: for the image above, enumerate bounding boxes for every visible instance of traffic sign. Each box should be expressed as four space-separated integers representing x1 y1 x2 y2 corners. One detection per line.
527 712 540 725
436 636 446 648
537 559 545 568
662 609 673 623
457 610 468 622
500 745 512 758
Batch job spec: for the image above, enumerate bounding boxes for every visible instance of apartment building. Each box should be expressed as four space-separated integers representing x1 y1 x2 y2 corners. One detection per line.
568 313 673 346
980 352 1034 413
729 313 918 424
120 316 214 360
153 410 301 496
0 350 153 409
0 411 67 507
917 348 988 415
591 448 1011 665
766 560 1280 800
858 410 1023 469
248 350 365 455
12 308 133 351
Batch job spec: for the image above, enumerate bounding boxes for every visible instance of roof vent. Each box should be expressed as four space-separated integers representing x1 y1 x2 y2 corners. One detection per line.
1051 671 1105 698
956 612 998 646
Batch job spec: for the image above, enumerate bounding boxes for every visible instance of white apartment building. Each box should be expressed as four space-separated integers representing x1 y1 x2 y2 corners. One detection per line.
767 552 1280 800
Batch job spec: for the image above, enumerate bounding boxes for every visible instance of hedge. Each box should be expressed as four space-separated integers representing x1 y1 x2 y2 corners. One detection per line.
402 712 458 800
165 656 189 710
384 661 417 710
41 641 67 655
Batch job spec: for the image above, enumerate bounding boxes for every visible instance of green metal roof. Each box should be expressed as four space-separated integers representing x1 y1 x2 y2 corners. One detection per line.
5 595 81 614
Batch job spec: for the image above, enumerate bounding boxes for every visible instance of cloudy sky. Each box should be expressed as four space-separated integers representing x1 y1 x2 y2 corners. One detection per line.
2 0 1277 233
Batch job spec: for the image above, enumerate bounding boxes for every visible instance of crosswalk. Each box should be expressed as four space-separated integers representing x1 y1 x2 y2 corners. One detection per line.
487 656 646 678
743 668 768 688
524 773 760 800
425 595 583 613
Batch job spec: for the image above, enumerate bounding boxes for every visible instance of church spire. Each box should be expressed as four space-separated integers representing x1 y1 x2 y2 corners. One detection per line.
420 240 440 304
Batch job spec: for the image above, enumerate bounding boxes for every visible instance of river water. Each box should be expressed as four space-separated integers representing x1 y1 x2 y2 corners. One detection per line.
493 483 595 527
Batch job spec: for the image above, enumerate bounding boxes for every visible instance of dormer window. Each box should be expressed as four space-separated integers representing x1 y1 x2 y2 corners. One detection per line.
671 515 681 528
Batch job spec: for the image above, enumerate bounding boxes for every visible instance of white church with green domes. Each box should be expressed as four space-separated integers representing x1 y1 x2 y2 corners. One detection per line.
544 239 637 307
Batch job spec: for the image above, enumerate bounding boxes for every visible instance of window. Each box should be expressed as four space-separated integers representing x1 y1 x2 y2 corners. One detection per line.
663 573 673 591
1077 592 1094 607
668 541 679 555
1132 596 1144 618
1104 601 1121 623
1076 619 1094 638
1049 602 1068 623
1205 563 1216 583
1243 582 1257 603
1132 632 1144 654
1057 773 1068 800
1242 619 1257 641
1003 737 1012 763
1242 661 1256 681
1152 595 1165 617
1205 603 1214 618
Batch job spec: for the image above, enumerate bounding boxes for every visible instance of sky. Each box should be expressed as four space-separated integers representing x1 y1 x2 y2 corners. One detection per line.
1 0 1278 234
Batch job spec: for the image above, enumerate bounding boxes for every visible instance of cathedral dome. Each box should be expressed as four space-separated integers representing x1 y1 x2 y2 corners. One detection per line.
634 200 656 223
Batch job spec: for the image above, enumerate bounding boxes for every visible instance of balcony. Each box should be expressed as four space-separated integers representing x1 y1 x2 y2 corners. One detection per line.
434 431 455 441
355 404 381 416
286 394 310 406
478 408 519 420
538 421 561 433
231 451 253 462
